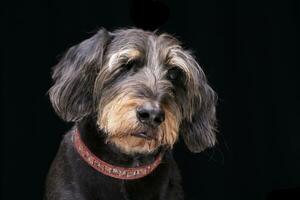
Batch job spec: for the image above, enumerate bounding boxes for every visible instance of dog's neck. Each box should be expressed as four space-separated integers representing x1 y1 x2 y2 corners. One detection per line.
77 117 163 168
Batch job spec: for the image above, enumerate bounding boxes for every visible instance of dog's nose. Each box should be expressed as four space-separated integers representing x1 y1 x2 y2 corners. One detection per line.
137 103 165 127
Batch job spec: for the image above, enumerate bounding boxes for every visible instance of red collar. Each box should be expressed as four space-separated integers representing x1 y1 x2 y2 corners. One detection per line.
72 129 162 180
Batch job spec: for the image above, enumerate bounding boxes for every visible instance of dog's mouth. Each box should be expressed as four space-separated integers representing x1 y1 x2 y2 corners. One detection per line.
131 131 157 140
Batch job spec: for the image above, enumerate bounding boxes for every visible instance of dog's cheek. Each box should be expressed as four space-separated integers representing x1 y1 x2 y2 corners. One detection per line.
97 95 142 136
108 110 139 136
161 105 181 148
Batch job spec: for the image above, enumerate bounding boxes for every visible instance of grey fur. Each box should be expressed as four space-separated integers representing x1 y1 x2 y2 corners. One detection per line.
49 28 217 152
49 29 111 121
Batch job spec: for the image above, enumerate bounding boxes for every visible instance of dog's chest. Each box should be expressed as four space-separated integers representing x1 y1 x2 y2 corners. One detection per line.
87 165 170 200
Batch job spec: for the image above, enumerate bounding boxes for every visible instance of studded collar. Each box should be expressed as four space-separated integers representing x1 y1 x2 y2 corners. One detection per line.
72 129 162 180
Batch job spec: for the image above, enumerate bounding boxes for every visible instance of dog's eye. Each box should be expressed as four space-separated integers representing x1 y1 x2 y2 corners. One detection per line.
122 60 137 72
167 67 183 81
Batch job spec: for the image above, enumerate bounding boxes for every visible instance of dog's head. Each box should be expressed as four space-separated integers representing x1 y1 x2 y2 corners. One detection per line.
49 28 217 155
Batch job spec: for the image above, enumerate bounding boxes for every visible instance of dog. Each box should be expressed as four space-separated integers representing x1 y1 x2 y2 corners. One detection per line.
45 28 217 200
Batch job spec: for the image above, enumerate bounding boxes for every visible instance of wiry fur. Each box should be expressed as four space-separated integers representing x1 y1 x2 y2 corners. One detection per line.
45 28 217 200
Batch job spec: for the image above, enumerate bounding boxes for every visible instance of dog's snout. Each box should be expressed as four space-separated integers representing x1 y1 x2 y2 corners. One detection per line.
137 103 165 127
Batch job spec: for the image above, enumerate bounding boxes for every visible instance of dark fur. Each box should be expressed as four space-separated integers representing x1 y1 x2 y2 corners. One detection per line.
45 117 183 200
45 28 217 200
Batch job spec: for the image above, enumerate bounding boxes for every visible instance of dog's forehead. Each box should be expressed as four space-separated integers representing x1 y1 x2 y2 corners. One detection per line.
107 29 180 56
102 29 197 82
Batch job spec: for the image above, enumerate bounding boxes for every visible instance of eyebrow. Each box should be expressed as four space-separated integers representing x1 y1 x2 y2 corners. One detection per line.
107 49 142 70
165 48 192 81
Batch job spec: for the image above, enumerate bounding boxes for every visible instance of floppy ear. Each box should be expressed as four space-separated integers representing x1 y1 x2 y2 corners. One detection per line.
181 63 217 153
49 29 111 122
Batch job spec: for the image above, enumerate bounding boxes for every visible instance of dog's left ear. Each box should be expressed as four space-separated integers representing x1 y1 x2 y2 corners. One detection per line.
49 28 111 122
180 61 218 153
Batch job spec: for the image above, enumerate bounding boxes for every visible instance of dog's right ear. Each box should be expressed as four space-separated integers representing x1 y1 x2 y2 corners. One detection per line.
49 28 111 122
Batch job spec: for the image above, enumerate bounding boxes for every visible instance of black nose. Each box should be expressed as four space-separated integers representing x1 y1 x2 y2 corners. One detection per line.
137 103 165 127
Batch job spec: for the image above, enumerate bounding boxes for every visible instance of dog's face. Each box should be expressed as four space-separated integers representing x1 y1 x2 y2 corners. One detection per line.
49 28 217 155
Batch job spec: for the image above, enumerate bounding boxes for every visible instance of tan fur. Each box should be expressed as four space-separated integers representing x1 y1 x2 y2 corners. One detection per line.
160 104 181 148
97 92 180 154
108 136 159 154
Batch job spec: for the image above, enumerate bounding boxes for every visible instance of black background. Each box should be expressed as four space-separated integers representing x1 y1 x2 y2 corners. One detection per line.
2 0 300 199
